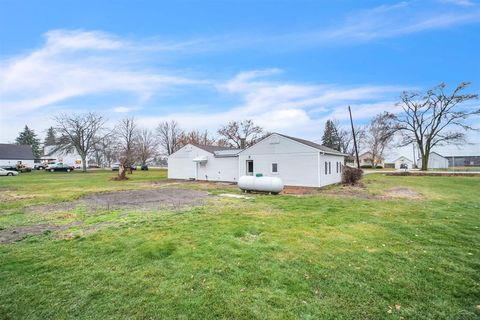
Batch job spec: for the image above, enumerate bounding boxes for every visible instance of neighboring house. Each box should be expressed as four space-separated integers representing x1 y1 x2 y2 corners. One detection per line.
418 152 449 169
168 133 347 188
357 151 385 168
0 144 35 168
42 145 88 168
445 155 480 167
394 156 413 169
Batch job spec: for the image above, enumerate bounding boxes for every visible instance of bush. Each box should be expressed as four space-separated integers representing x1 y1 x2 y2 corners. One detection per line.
360 165 372 169
342 166 363 185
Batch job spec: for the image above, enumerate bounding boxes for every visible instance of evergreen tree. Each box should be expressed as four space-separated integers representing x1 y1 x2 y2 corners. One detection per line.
15 125 41 158
321 120 341 151
44 127 57 146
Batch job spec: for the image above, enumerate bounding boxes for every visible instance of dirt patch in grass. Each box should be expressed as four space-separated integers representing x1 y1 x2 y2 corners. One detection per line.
325 185 423 200
28 188 210 214
0 221 83 244
282 186 322 195
382 187 423 199
81 188 209 211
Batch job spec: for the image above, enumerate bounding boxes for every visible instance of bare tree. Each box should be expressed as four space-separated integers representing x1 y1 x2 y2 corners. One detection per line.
340 125 366 156
137 129 157 166
54 112 107 172
156 120 182 155
365 112 396 168
395 82 479 170
93 134 117 168
217 120 264 148
115 117 138 179
178 129 216 147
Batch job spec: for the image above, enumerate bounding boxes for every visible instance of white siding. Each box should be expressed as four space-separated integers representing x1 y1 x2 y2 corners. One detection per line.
0 159 34 167
197 156 239 182
168 145 207 180
319 153 344 187
168 144 238 182
238 134 343 187
428 153 448 169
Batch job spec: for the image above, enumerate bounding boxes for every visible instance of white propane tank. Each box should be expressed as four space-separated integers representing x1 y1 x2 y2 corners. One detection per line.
238 176 284 194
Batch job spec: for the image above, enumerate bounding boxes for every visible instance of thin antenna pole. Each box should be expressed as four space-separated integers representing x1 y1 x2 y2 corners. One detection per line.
348 105 360 169
412 144 416 169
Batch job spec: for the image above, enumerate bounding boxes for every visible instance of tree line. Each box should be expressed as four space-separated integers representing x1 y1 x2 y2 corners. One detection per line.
320 82 478 170
14 82 478 173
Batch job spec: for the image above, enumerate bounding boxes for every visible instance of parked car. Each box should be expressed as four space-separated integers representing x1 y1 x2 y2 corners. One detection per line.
46 163 74 172
400 163 408 170
34 163 47 170
111 163 137 171
0 168 19 176
0 165 31 173
141 164 148 171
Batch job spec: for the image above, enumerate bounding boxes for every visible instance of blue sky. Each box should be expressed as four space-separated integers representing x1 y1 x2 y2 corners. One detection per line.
1 0 479 158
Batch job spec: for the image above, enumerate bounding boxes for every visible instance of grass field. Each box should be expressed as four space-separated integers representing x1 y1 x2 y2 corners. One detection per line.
0 170 479 319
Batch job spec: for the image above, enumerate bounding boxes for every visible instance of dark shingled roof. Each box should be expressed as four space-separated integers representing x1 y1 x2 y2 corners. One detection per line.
191 143 241 154
0 144 34 160
276 133 347 155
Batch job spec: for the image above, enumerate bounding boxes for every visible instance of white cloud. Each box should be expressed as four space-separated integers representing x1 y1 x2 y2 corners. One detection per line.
299 1 480 43
0 30 201 113
136 69 403 139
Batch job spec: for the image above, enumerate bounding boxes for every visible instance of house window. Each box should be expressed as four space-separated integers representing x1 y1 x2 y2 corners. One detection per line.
336 162 339 173
325 162 328 174
329 162 331 174
272 163 278 173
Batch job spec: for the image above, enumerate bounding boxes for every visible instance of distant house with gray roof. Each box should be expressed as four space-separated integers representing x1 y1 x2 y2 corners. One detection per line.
0 144 34 168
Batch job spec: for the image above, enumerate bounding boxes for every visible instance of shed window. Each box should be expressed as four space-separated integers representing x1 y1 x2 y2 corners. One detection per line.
272 163 278 173
325 162 328 174
336 162 339 173
329 162 331 174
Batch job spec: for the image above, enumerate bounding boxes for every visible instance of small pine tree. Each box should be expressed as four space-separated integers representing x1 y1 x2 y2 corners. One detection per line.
44 127 57 146
321 120 341 151
15 125 41 158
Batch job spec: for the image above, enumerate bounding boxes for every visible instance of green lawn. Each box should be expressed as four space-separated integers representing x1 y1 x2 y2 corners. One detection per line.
0 170 479 319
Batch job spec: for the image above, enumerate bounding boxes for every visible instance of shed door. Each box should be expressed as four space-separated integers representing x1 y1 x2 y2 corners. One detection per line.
246 160 254 175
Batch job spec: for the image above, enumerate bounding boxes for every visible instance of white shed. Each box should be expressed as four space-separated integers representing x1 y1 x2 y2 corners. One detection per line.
238 133 346 187
168 144 241 182
0 144 35 168
419 152 449 169
394 156 413 169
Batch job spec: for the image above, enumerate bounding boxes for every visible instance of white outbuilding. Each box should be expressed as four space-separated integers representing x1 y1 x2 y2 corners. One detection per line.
168 144 241 182
419 152 449 169
394 156 414 169
167 133 347 188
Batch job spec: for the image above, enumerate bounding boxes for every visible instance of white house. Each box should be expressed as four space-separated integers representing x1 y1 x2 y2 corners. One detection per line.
356 151 385 168
43 145 86 168
394 156 413 169
168 144 241 182
419 152 449 169
168 133 347 188
0 144 34 168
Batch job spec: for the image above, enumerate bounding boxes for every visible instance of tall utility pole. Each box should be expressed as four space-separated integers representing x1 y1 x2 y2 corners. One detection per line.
348 105 360 169
412 144 416 169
